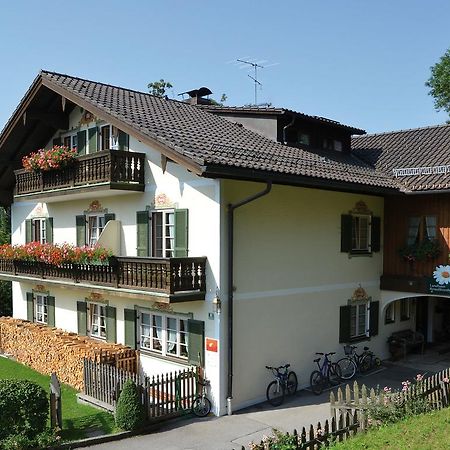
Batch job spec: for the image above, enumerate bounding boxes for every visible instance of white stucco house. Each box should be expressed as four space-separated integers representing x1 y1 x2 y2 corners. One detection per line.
1 71 449 416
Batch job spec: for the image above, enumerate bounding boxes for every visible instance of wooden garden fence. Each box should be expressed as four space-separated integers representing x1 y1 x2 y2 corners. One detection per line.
82 358 198 421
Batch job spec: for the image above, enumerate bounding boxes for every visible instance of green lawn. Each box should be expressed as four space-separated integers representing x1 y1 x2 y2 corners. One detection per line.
330 407 450 450
0 356 117 441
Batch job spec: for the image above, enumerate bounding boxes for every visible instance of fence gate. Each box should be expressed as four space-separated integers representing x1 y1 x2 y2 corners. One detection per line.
82 358 198 421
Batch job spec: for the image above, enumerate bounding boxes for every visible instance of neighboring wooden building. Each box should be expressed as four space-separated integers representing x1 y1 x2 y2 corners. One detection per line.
0 71 449 415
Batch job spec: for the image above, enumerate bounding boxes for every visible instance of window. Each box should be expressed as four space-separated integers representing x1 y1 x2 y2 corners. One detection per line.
339 299 379 343
385 302 396 324
88 303 106 339
350 301 369 338
99 125 119 151
139 311 188 359
322 138 342 151
151 210 175 257
407 216 437 245
32 218 46 243
62 133 78 150
352 215 371 252
35 294 48 324
26 292 55 326
341 212 380 255
401 299 411 321
25 217 53 244
297 132 310 146
87 214 105 246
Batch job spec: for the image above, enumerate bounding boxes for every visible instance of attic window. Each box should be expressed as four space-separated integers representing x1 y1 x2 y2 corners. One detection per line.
322 138 343 152
297 132 310 146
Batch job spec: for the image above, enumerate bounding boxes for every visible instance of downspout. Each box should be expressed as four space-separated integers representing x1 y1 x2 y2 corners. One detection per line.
227 181 272 415
282 113 296 145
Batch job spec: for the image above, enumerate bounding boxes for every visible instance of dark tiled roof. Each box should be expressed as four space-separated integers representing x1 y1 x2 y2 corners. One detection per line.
6 71 395 191
352 124 450 192
198 105 366 134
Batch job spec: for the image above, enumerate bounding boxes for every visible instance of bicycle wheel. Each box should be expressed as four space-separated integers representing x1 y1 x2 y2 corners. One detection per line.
266 380 285 406
329 363 342 382
286 371 298 395
192 396 212 417
336 358 357 380
310 370 324 395
359 354 371 373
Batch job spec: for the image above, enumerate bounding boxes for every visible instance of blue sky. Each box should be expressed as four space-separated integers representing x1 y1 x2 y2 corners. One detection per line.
0 0 449 133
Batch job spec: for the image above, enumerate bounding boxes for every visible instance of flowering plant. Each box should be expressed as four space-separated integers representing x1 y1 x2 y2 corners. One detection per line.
22 145 77 172
0 243 112 266
398 239 441 263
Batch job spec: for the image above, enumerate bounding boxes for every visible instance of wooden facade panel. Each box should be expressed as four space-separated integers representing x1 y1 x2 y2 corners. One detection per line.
383 194 450 278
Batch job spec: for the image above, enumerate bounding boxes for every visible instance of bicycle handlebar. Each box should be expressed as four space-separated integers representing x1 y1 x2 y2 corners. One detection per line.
315 352 335 356
265 364 290 371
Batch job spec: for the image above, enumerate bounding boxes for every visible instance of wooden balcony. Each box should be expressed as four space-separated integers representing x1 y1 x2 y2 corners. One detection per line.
0 257 207 302
14 150 145 201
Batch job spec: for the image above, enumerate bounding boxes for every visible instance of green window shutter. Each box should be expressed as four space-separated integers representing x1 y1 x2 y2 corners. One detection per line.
371 216 381 253
76 215 86 246
52 137 62 147
77 130 87 155
136 211 149 257
188 319 205 367
174 209 188 257
77 301 87 336
26 292 34 322
105 306 117 343
339 305 351 343
46 218 53 244
104 213 115 224
47 296 55 327
369 301 380 337
25 219 32 243
118 130 129 151
124 308 137 349
88 127 98 153
341 214 352 253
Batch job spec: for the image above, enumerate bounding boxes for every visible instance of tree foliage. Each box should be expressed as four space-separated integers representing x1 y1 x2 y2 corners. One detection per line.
426 48 450 117
0 207 11 316
147 79 173 97
115 380 146 431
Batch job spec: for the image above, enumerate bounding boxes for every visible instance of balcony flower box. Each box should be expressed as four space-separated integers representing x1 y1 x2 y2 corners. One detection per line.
22 145 77 173
398 239 441 263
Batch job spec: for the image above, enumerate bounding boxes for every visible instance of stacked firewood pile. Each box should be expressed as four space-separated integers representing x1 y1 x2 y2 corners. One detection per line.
0 317 138 391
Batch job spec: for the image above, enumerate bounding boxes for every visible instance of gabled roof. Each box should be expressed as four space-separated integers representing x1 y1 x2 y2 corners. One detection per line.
352 124 450 192
0 71 400 200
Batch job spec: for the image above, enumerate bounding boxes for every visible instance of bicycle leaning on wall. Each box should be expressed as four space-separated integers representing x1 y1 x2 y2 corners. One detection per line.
265 364 298 406
309 352 342 395
336 345 382 380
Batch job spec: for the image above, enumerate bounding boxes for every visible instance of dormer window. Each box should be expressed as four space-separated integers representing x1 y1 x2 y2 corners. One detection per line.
297 132 310 146
323 138 342 151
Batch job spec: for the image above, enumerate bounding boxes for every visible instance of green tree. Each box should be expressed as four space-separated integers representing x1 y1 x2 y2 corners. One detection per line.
426 48 450 118
0 207 12 316
115 380 145 431
147 79 173 97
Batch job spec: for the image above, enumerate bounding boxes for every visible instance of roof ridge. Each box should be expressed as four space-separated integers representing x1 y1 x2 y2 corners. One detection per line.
353 122 450 139
40 69 189 107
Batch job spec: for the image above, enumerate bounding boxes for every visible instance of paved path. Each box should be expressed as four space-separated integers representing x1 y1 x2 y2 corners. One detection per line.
87 361 431 450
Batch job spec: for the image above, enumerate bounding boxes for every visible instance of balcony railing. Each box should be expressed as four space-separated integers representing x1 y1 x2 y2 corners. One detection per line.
14 150 145 196
0 257 207 298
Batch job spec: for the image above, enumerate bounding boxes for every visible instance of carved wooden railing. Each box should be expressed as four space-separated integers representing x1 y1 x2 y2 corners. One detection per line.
14 150 145 195
0 257 207 296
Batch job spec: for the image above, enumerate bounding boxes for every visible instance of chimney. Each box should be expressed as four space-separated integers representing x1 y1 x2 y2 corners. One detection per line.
179 87 213 105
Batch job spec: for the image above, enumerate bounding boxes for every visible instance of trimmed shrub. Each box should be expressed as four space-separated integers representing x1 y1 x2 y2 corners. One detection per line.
0 379 48 439
0 430 59 450
115 379 146 431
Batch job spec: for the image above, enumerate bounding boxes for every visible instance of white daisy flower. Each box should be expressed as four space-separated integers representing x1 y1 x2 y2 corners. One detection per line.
433 265 450 285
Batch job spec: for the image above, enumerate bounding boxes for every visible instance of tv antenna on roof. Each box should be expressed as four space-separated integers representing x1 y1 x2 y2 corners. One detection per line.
236 58 265 105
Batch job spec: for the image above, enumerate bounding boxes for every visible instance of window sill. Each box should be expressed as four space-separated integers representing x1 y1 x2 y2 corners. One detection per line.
348 251 373 258
139 349 189 366
385 319 395 325
349 335 371 343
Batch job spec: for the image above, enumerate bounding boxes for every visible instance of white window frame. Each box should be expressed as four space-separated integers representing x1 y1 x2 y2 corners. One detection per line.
351 214 371 253
139 310 188 360
61 132 78 150
88 302 106 340
31 218 47 244
385 302 396 324
150 209 175 258
86 213 105 247
400 299 411 321
35 293 48 324
99 124 119 151
350 300 369 339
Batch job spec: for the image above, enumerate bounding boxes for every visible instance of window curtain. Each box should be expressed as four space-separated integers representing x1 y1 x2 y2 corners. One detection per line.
425 216 437 240
407 217 421 245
